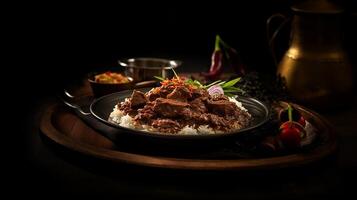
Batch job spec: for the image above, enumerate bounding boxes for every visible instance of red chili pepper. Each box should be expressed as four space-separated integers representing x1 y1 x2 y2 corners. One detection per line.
219 36 246 76
202 50 223 80
201 35 224 80
202 35 246 79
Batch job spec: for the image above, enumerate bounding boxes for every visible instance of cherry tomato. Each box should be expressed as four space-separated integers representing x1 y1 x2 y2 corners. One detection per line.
279 121 306 149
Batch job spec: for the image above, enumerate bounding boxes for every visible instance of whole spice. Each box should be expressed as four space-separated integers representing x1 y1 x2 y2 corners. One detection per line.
235 71 290 103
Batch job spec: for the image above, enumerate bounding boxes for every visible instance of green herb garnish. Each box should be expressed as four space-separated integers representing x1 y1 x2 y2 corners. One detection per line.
187 77 244 96
222 77 241 88
154 76 165 81
154 72 243 96
171 68 180 79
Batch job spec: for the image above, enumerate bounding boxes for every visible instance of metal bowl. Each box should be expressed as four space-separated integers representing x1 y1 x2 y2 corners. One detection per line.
118 58 182 82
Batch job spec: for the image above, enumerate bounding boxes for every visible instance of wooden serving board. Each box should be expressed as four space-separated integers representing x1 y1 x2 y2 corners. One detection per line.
40 100 337 170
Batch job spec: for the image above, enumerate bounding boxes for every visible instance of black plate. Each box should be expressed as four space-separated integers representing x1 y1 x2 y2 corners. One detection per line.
90 88 270 140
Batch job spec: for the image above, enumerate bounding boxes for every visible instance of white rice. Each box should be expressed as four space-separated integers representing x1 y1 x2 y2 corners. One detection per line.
228 96 248 112
108 97 249 135
178 125 198 135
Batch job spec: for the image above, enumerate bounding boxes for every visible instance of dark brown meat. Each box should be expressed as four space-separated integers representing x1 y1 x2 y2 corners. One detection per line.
198 113 227 126
152 98 189 118
206 100 238 116
189 97 207 113
167 86 192 102
151 119 181 133
191 88 209 99
146 91 160 101
210 94 229 101
146 85 174 101
134 102 156 123
118 100 137 117
120 83 251 133
130 90 147 108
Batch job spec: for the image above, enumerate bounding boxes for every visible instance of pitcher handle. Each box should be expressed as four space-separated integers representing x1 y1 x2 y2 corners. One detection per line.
266 13 290 66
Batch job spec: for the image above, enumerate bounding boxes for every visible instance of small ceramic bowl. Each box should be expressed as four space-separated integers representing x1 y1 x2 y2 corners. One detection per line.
88 72 158 97
88 72 134 97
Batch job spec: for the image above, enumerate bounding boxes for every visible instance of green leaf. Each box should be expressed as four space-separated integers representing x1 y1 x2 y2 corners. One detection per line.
223 89 243 93
222 77 241 88
185 79 204 88
224 86 242 90
154 76 165 81
204 80 222 88
218 81 226 86
194 80 203 87
185 79 193 84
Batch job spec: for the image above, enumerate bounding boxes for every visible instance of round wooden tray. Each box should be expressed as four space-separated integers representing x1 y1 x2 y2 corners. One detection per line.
40 101 337 170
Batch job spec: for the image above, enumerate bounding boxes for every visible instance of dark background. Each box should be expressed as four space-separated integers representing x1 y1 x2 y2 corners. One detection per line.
11 0 357 199
18 0 356 100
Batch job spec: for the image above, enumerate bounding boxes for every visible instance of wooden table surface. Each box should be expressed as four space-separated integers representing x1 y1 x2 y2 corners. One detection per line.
20 80 357 199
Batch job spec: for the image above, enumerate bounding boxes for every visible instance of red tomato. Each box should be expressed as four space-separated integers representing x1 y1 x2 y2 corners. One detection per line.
279 127 301 149
279 121 306 149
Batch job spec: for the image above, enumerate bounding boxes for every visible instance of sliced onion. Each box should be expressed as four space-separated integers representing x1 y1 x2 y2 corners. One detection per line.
207 85 224 96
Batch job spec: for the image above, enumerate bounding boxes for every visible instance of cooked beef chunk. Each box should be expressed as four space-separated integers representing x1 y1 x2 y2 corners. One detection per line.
146 90 160 101
206 114 229 128
151 119 181 133
134 102 156 123
146 85 175 101
189 97 207 113
118 100 137 116
206 100 238 116
210 94 229 101
130 90 147 108
152 98 189 118
191 88 209 99
167 86 192 102
198 113 227 126
117 82 251 133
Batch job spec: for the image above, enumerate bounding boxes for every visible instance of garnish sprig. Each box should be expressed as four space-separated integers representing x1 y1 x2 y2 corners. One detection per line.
153 70 244 96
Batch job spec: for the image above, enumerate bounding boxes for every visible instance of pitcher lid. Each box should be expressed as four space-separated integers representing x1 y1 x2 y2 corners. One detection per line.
291 0 344 14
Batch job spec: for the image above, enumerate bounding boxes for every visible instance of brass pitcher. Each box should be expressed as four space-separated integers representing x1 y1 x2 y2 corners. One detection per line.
267 0 354 110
